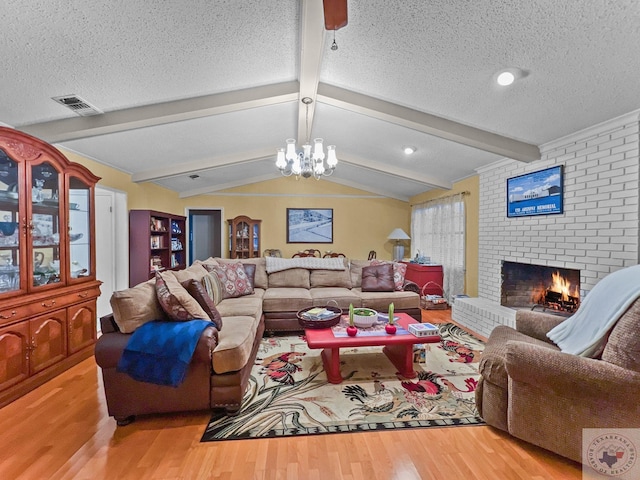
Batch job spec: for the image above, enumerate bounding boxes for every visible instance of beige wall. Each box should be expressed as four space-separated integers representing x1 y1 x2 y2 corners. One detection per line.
170 178 411 260
409 175 479 296
61 148 411 261
62 147 479 291
61 149 184 214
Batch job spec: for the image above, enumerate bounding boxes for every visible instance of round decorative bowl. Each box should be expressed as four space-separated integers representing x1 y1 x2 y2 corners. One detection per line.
297 305 342 329
352 308 378 328
0 222 18 236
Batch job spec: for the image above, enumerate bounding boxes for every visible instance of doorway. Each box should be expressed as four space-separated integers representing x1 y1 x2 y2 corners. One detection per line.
95 186 128 330
188 209 223 263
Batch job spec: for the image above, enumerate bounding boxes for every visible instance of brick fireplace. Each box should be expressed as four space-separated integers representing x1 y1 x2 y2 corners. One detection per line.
452 112 639 339
501 261 580 314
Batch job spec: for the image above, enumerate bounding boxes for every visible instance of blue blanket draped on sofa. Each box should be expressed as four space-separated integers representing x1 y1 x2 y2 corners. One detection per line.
117 319 214 387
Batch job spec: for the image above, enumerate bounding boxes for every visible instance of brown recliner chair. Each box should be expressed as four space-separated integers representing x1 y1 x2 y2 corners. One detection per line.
476 300 640 463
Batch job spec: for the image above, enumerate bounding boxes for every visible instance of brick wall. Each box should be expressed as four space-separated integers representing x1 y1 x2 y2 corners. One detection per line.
477 111 640 303
453 111 640 336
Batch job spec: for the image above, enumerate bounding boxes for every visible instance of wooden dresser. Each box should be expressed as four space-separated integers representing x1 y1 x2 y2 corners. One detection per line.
0 127 101 408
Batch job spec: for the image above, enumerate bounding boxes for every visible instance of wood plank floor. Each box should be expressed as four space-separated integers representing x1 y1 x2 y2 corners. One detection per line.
0 310 582 480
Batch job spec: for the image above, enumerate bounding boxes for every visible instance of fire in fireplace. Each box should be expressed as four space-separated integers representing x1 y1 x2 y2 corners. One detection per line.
501 261 580 314
531 271 580 313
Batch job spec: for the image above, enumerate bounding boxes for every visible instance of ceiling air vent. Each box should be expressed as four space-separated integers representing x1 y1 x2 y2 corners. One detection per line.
52 95 103 117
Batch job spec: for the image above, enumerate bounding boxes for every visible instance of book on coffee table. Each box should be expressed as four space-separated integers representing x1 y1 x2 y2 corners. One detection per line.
408 322 439 337
301 308 337 320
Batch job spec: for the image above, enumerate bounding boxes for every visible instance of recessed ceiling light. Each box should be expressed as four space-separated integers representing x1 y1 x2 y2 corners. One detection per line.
496 68 524 86
497 71 515 86
403 146 416 155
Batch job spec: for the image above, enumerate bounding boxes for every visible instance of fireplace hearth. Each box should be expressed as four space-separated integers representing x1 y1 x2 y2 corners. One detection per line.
501 261 580 314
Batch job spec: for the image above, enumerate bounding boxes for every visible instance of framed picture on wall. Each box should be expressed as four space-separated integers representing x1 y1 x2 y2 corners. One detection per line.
286 208 333 243
507 165 564 217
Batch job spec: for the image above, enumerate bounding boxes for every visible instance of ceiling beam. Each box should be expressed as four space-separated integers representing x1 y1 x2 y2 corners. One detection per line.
20 82 299 143
339 153 452 190
296 0 326 142
131 147 275 183
317 83 541 162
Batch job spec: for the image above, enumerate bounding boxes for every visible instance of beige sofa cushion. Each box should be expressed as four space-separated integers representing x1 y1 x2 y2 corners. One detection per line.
212 315 260 374
310 264 352 288
171 263 209 283
110 280 167 333
268 268 310 288
601 298 640 371
309 287 361 309
354 288 420 311
349 260 371 288
216 290 264 318
193 257 220 269
262 287 313 312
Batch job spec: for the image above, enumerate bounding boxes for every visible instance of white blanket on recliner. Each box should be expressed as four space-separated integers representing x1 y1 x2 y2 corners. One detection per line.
547 264 640 357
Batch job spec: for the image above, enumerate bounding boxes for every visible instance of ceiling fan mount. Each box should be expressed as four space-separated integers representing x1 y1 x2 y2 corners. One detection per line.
322 0 348 31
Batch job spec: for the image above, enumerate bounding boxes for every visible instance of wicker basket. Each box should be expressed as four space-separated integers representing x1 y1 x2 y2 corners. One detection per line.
297 304 342 329
420 281 448 310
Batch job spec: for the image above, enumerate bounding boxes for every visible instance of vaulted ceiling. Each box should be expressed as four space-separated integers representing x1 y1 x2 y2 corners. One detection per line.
2 0 639 201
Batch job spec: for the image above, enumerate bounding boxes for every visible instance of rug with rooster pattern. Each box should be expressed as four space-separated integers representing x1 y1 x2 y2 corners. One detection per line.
201 322 484 441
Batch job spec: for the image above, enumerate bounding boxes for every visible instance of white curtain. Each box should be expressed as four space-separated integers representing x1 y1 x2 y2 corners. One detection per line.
411 194 466 303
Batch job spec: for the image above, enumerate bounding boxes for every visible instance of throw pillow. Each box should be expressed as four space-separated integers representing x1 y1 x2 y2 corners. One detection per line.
201 272 225 305
361 263 395 292
155 271 210 321
211 262 254 299
215 257 268 289
242 263 256 291
371 260 407 291
110 280 167 333
183 279 223 330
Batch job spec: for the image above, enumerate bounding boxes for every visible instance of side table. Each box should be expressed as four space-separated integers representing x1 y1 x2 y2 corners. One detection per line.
401 262 444 295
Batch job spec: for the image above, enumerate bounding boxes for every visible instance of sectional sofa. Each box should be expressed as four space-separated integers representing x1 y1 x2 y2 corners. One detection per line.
95 257 421 424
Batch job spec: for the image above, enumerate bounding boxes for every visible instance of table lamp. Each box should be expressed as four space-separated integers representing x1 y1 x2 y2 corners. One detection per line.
388 228 410 261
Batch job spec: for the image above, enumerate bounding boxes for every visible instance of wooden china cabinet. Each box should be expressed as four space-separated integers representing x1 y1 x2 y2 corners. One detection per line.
0 127 101 408
228 215 261 259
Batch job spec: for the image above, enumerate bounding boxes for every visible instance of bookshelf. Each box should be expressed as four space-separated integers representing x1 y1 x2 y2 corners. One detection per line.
129 210 186 286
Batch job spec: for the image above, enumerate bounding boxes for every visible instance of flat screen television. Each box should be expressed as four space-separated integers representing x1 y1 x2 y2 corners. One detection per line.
507 165 564 217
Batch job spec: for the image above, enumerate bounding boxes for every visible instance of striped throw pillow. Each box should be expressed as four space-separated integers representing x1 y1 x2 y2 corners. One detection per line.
202 272 225 305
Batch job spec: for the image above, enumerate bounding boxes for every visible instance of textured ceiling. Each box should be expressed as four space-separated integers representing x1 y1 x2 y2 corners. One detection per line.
1 0 639 201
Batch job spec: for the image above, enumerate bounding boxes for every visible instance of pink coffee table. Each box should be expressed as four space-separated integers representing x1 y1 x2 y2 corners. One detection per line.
304 313 441 384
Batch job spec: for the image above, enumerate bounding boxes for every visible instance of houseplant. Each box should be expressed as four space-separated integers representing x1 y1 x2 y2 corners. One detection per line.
385 303 396 334
347 303 358 337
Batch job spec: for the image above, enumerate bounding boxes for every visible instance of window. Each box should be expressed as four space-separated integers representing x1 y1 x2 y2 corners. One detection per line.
411 194 466 301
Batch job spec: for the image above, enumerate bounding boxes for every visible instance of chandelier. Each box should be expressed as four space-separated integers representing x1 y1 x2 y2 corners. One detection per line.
276 97 338 179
